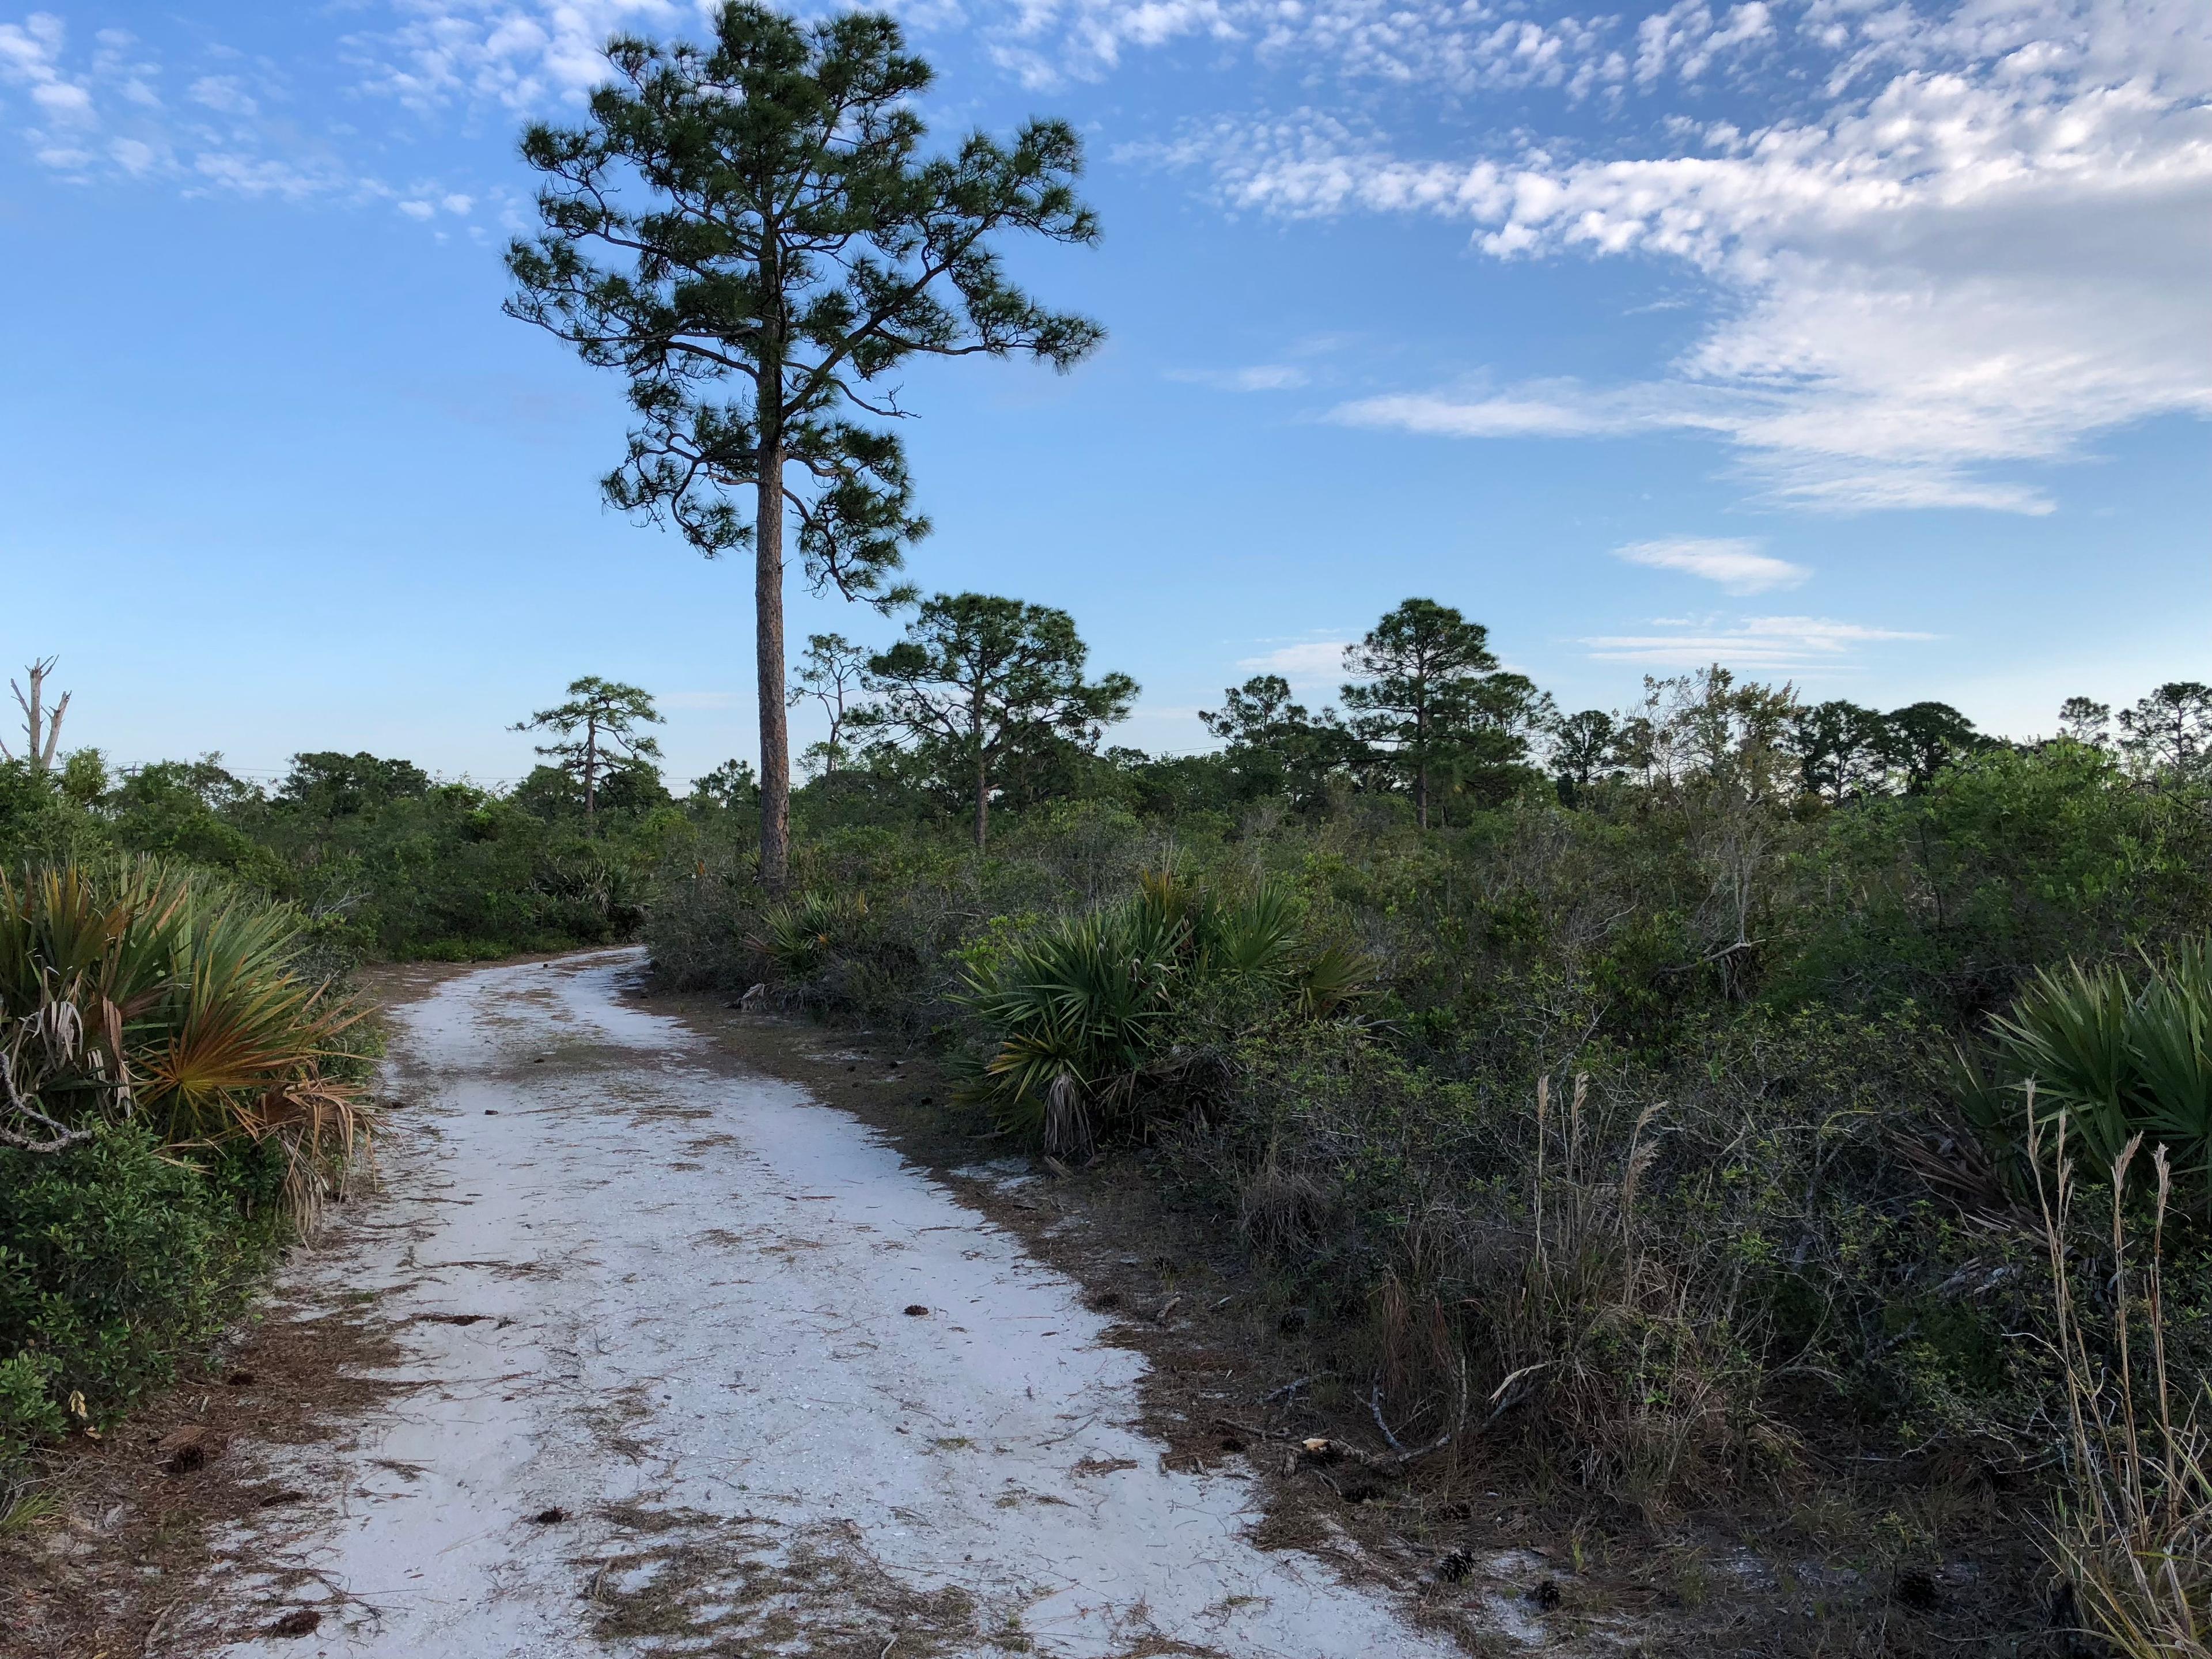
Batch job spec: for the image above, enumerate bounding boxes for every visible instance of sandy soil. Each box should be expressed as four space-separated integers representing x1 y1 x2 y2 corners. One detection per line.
154 949 1469 1658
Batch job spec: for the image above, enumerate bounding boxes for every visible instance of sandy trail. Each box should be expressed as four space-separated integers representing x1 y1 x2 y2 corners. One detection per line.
181 950 1460 1658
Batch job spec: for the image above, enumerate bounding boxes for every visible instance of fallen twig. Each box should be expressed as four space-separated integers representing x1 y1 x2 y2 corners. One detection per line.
142 1597 181 1657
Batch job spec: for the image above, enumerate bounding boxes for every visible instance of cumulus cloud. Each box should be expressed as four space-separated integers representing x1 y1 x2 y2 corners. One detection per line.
357 0 701 111
1615 537 1808 594
355 0 1768 99
1334 386 1641 440
192 149 353 198
1161 0 2212 513
1581 615 1934 668
108 134 158 173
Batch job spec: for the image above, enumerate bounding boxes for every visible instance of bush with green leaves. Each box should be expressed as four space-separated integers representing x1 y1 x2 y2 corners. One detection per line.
0 1124 285 1469
956 870 1369 1154
1956 937 2212 1195
0 864 376 1478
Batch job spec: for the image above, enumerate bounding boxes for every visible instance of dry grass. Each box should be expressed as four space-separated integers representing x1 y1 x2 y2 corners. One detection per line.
2035 1107 2212 1656
1484 1074 1782 1508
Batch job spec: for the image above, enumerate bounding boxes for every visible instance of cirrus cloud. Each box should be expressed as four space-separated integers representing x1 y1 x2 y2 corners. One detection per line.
1236 638 1351 686
1581 614 1934 669
1154 0 2212 514
1614 537 1808 594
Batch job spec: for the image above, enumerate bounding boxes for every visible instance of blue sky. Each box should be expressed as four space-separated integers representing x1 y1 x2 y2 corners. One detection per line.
1 0 2205 788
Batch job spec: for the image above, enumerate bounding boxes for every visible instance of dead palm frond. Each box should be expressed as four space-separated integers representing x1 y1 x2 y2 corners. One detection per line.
1 862 371 1218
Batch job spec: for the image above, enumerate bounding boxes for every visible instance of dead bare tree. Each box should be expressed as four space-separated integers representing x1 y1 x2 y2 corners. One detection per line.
1 657 70 773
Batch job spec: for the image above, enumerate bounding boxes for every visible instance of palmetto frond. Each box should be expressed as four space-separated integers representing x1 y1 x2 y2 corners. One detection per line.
957 871 1369 1152
1 862 370 1213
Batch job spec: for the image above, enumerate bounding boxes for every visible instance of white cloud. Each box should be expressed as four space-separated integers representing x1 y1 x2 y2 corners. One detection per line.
357 0 699 111
356 0 1761 99
1581 614 1934 668
192 149 351 199
0 13 94 124
29 74 86 112
1334 387 1631 439
1635 0 1772 86
1168 363 1308 391
957 0 1677 94
108 134 157 173
0 18 389 201
188 73 255 114
1614 537 1809 594
1157 0 2212 513
1237 639 1349 685
397 198 435 219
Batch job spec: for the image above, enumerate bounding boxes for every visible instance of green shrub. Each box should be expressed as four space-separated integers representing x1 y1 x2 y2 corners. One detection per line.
0 865 376 1479
643 742 2212 1517
0 1125 281 1466
957 870 1368 1153
755 889 874 979
1957 937 2212 1194
0 1353 63 1475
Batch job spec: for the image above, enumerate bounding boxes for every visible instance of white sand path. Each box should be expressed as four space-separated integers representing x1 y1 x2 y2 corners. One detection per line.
181 950 1461 1659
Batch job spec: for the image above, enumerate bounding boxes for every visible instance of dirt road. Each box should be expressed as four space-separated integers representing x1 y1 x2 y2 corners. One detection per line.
173 950 1461 1658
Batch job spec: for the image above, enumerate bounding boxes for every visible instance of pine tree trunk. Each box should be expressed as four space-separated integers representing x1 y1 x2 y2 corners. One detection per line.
974 751 990 851
756 448 791 892
1415 701 1430 831
584 720 599 835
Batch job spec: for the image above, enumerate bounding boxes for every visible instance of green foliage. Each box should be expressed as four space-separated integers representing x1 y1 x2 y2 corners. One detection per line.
0 758 111 868
1782 742 2212 1018
1198 676 1353 809
855 592 1138 849
789 635 870 779
510 677 665 831
1341 597 1548 825
504 3 1103 594
649 707 2212 1517
2118 681 2212 780
65 747 686 963
956 870 1367 1153
1959 938 2212 1190
503 1 1106 882
0 1124 283 1475
755 889 873 979
0 1353 62 1474
0 863 372 1187
0 865 374 1479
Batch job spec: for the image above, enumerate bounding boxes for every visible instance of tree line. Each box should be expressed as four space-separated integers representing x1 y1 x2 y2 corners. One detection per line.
741 596 2212 843
496 2 2212 887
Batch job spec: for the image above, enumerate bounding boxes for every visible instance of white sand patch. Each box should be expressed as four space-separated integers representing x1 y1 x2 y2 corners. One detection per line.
180 950 1464 1658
